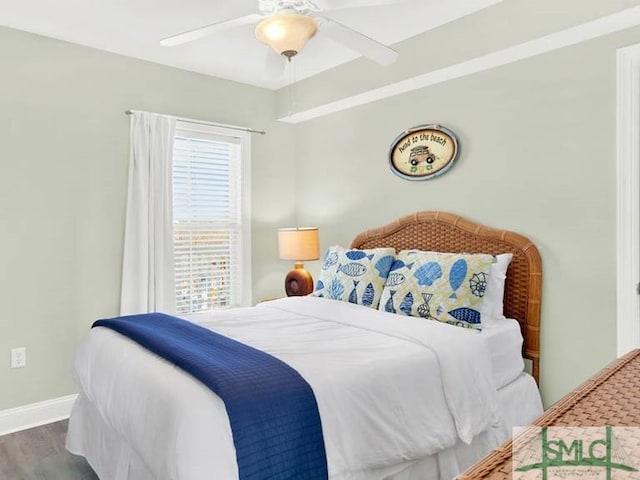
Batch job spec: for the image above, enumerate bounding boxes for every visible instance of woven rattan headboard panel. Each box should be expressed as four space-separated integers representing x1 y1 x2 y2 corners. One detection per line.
350 211 542 384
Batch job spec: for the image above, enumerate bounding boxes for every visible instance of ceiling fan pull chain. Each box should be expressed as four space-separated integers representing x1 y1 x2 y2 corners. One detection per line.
288 57 294 117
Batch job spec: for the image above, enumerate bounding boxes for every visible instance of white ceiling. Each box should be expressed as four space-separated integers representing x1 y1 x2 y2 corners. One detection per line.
0 0 503 90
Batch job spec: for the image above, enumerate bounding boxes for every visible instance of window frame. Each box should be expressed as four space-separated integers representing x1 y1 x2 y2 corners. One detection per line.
172 120 252 312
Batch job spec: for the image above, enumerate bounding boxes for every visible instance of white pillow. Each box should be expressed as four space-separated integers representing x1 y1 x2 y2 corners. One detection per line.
480 253 513 324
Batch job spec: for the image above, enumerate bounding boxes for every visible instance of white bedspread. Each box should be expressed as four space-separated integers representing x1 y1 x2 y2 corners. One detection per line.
70 296 501 480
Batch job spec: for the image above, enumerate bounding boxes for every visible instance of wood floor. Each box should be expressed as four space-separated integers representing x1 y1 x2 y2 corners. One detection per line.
0 420 98 480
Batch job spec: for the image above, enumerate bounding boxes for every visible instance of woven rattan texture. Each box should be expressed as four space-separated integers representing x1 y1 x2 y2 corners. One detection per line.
350 211 542 382
457 349 640 479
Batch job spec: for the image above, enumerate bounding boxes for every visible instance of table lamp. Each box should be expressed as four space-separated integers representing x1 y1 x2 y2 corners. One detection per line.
278 227 320 296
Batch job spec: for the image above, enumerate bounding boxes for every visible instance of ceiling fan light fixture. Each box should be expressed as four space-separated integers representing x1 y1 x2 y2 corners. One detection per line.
256 13 317 58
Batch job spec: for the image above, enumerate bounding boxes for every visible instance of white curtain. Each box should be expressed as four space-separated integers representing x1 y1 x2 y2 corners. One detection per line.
120 112 176 315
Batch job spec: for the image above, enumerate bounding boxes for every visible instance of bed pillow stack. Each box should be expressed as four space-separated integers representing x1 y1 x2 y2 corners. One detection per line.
312 246 513 330
377 250 495 330
311 245 396 309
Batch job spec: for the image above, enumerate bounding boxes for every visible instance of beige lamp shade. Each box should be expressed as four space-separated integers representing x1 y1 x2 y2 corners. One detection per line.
278 227 320 261
255 13 318 58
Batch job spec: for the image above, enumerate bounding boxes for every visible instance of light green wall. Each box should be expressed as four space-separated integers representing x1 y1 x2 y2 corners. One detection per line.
0 26 293 410
286 19 640 406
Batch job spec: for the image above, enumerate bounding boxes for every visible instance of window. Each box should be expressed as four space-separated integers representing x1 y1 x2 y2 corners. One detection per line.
172 121 251 314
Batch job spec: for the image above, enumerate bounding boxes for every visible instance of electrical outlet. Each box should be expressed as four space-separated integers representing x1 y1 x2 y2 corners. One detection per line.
10 347 26 368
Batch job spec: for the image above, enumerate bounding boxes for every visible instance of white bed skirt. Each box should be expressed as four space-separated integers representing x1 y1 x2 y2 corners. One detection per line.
66 372 542 480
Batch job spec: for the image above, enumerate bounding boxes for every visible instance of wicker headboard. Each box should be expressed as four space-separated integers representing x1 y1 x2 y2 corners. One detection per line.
350 211 542 384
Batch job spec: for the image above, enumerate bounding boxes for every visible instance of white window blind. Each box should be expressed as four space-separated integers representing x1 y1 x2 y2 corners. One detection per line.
172 121 251 314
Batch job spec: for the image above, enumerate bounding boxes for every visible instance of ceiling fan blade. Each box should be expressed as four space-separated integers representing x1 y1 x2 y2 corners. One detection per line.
317 0 407 10
264 49 287 79
160 13 264 46
316 16 398 65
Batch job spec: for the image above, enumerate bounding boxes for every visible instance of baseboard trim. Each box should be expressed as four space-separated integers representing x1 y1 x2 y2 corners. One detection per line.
0 394 78 436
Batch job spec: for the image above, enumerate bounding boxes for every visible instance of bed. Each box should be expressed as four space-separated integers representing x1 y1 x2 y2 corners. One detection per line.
66 211 544 480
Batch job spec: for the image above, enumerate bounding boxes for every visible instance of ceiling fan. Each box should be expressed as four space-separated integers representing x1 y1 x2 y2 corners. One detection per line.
161 0 407 73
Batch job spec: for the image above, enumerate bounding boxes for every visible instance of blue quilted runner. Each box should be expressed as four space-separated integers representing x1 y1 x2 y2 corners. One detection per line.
93 312 328 480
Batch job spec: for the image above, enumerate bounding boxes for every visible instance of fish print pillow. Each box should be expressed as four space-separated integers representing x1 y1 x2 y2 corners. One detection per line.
378 250 495 330
312 245 396 309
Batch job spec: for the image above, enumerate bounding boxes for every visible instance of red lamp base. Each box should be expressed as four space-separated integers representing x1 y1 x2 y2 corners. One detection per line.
284 263 314 296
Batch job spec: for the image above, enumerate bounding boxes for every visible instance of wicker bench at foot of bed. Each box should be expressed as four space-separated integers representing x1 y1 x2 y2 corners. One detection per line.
457 349 640 479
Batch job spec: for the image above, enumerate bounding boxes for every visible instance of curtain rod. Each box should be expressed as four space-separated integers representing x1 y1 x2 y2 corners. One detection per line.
124 110 266 135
